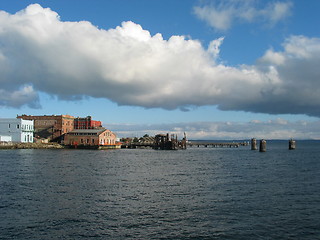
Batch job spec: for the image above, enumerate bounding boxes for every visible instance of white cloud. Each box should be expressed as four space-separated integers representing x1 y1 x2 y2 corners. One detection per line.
194 5 233 31
0 85 40 108
267 2 293 24
208 37 224 60
194 0 293 31
0 4 320 118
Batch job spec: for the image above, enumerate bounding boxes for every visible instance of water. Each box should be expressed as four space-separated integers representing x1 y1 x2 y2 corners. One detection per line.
1 140 319 239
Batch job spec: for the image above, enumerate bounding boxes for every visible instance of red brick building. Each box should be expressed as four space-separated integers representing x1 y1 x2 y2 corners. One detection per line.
63 128 117 148
18 115 75 141
74 116 102 129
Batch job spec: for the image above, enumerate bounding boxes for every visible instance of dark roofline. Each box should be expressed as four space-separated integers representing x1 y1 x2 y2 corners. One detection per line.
67 128 108 134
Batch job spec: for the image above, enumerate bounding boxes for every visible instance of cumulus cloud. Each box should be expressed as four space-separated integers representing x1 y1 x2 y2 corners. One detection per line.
0 4 320 118
194 0 293 31
107 119 320 140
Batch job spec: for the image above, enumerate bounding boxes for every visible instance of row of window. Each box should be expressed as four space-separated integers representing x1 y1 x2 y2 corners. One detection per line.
22 125 33 131
75 126 91 129
101 139 115 145
78 138 115 145
80 138 95 144
62 121 73 126
24 135 33 142
37 120 56 126
8 124 33 131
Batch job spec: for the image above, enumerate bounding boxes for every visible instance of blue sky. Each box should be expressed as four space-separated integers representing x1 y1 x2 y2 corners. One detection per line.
1 0 320 139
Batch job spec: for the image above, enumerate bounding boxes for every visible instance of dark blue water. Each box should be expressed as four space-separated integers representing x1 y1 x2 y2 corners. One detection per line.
1 141 319 239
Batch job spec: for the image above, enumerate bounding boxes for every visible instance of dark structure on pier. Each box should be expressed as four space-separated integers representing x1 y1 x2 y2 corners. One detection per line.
154 133 187 150
121 133 187 150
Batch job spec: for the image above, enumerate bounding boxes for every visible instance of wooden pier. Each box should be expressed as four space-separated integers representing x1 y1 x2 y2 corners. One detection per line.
121 142 154 149
187 141 249 148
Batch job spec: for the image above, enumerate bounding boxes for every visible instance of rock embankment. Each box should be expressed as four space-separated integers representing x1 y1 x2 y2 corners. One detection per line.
0 142 65 149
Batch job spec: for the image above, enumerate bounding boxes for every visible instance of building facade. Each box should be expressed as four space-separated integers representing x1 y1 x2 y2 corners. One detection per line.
74 116 102 129
18 115 74 141
64 128 117 148
0 118 34 143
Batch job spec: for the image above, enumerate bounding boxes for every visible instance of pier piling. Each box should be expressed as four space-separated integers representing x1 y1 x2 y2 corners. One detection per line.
289 139 296 150
251 138 257 150
259 139 266 152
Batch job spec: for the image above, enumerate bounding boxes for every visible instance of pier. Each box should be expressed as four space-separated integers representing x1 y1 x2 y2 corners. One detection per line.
121 142 155 149
187 141 249 148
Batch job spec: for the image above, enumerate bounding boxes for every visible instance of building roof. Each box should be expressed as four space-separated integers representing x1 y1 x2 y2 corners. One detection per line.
67 128 108 134
18 114 75 119
0 118 33 123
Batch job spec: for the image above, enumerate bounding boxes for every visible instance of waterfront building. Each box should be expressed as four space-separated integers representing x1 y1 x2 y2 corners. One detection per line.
63 128 117 148
74 116 102 129
0 118 34 143
18 114 74 142
0 135 12 142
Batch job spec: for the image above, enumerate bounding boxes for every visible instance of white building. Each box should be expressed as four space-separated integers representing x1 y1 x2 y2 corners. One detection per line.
0 118 34 143
0 135 12 142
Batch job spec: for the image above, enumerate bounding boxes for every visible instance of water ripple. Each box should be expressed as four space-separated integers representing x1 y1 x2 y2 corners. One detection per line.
0 142 320 239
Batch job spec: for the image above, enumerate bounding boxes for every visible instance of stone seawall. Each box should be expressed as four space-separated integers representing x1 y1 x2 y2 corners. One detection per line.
0 142 65 149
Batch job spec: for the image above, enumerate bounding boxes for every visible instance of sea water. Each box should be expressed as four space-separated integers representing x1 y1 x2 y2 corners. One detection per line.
1 140 319 239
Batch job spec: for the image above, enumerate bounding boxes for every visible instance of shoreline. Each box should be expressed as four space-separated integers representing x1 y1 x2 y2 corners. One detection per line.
0 142 121 150
0 142 66 150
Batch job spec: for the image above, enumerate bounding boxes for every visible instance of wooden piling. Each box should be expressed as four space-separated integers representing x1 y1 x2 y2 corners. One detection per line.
251 138 257 150
289 139 296 150
259 139 266 152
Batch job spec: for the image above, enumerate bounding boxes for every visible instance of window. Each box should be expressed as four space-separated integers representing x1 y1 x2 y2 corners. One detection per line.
92 139 95 144
8 124 10 128
17 124 20 129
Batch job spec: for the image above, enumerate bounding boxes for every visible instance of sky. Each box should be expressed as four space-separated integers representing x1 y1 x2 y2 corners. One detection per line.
0 0 320 139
